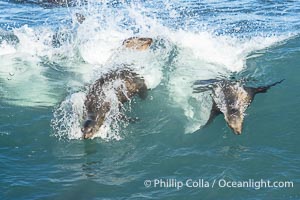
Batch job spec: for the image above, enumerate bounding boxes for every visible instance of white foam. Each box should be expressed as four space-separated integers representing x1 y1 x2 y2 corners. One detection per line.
0 1 292 139
0 41 16 56
0 26 58 107
77 26 129 65
52 92 86 140
169 30 288 71
13 25 54 57
0 52 59 107
0 25 95 107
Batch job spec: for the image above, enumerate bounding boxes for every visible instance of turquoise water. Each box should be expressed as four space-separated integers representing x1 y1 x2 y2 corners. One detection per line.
0 0 300 199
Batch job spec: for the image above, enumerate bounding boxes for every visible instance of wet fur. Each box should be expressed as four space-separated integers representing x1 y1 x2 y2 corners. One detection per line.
82 37 152 139
82 69 147 139
122 37 153 50
194 79 284 134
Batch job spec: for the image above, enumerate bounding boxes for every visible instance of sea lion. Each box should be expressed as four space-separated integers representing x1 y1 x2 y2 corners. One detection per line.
122 37 153 50
193 79 284 134
82 69 148 139
81 36 152 139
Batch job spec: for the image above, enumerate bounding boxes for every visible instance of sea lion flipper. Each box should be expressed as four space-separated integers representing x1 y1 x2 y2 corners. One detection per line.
205 100 222 126
193 86 211 93
194 79 220 86
193 79 220 93
245 79 284 96
193 84 215 93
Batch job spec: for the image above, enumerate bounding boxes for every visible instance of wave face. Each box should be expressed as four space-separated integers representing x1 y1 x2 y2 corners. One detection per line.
0 0 300 199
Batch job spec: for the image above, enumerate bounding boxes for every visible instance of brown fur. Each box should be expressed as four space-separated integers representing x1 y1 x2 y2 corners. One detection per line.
122 37 153 50
194 79 284 135
82 69 147 139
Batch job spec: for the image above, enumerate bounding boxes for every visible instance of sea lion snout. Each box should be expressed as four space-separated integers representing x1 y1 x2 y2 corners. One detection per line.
82 119 96 139
229 122 242 135
225 115 243 135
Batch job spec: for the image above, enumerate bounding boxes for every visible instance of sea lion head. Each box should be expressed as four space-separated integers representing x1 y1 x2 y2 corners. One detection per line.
122 37 153 50
224 107 243 135
214 82 250 135
82 119 97 139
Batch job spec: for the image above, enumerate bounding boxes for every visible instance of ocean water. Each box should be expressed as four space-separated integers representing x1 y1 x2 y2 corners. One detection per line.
0 0 299 199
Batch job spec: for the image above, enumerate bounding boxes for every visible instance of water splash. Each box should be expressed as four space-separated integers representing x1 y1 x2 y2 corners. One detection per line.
0 0 297 139
51 77 136 141
51 92 86 140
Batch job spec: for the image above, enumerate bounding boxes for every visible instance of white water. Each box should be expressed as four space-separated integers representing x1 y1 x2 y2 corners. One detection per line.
0 2 292 139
